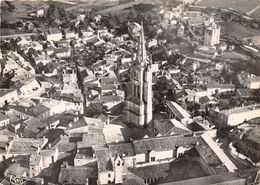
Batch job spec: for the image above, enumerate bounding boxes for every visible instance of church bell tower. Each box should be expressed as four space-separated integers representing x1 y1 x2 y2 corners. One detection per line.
125 23 155 127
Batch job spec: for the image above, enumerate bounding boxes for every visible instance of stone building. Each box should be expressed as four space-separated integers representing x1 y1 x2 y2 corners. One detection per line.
124 24 157 127
204 22 221 46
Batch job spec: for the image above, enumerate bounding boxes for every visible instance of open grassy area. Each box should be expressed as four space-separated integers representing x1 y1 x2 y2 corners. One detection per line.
220 21 260 39
0 1 78 24
251 7 260 20
196 0 260 13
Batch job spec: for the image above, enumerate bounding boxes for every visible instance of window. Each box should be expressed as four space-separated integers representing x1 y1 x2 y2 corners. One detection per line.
108 174 111 177
117 160 120 166
151 157 155 162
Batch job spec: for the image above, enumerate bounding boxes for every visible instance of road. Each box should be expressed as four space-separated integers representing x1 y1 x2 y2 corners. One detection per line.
247 5 260 15
0 33 36 40
97 0 145 15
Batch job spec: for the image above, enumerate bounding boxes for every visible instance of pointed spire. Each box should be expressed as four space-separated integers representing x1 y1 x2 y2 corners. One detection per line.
137 22 147 65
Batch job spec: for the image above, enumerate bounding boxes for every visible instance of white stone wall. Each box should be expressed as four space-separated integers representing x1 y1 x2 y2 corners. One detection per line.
74 157 96 167
0 90 19 107
247 81 260 89
46 33 63 42
135 153 146 164
155 150 174 161
99 171 115 185
227 109 260 125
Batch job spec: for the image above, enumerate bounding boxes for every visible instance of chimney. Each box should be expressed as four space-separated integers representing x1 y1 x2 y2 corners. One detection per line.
107 116 110 125
63 161 69 168
74 117 79 122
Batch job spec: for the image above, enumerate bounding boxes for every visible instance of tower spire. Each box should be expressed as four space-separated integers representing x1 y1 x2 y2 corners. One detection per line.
137 22 147 65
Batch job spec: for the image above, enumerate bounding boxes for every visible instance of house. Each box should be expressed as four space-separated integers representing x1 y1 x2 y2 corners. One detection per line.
246 126 260 150
235 88 253 98
13 76 41 96
206 83 235 96
74 147 97 167
0 112 10 128
2 137 48 161
62 66 77 84
0 89 19 107
22 116 48 138
94 95 123 110
29 153 44 177
54 47 70 58
210 104 260 126
45 28 63 42
36 9 44 17
77 133 106 149
81 27 95 38
33 53 51 66
38 147 59 168
196 133 237 173
95 148 114 185
132 135 196 166
4 155 30 178
165 101 193 126
153 119 191 136
245 76 260 89
64 30 79 40
59 164 97 185
193 116 214 131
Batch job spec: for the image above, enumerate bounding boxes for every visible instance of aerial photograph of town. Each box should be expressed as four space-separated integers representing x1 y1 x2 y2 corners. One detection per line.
0 0 260 184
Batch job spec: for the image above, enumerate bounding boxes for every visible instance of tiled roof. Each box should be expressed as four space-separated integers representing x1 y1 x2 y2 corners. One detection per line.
206 83 235 89
59 166 97 184
0 112 9 122
29 153 42 166
77 133 106 149
154 119 175 135
129 163 170 179
133 135 197 154
0 89 16 97
23 117 47 134
48 28 61 34
95 148 112 172
9 138 47 154
53 136 76 153
108 143 135 157
247 126 260 145
165 101 191 120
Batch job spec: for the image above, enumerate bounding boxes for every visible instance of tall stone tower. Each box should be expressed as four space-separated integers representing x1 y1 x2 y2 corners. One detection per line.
124 24 155 127
204 22 221 46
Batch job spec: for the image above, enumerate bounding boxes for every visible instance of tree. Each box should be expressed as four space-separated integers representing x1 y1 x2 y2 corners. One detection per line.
46 3 60 22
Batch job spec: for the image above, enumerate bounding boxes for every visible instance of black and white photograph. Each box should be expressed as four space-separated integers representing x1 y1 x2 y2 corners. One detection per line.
0 0 260 184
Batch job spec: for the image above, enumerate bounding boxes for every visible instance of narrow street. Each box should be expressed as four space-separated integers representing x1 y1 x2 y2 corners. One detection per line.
219 138 253 170
70 46 87 115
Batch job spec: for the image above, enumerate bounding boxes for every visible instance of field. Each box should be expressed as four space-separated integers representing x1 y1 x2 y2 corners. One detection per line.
251 7 260 19
220 21 260 39
196 0 260 13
